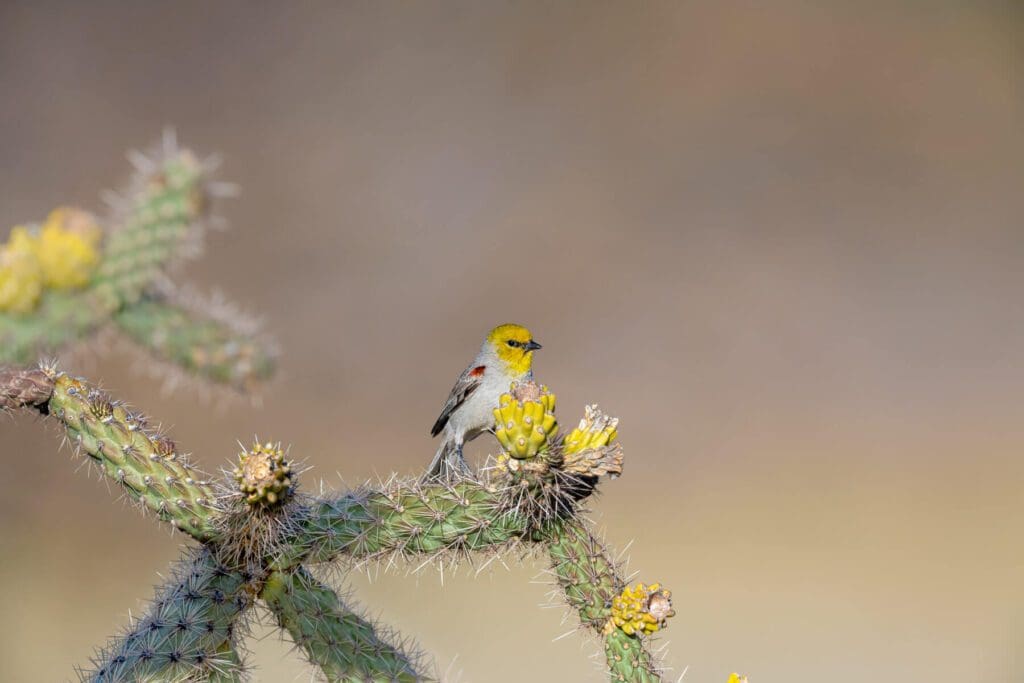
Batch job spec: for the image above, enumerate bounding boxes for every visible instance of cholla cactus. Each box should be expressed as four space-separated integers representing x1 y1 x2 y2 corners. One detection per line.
1 365 674 681
0 133 276 392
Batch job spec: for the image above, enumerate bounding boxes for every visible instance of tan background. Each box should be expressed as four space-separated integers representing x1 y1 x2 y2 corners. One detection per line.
1 2 1022 681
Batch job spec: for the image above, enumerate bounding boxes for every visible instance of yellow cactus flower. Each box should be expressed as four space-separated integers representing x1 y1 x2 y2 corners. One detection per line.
0 227 44 314
726 675 749 683
35 207 101 289
563 404 618 455
492 382 558 459
610 582 675 636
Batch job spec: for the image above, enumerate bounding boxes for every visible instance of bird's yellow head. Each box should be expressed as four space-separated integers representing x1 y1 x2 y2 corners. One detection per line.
488 323 541 376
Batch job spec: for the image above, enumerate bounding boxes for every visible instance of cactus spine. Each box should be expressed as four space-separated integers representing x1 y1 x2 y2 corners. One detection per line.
4 369 675 681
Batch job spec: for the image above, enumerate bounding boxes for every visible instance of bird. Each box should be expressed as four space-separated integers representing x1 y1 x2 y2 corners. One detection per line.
425 323 542 480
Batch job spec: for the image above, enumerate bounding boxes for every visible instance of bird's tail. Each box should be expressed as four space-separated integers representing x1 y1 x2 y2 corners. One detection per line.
423 438 470 482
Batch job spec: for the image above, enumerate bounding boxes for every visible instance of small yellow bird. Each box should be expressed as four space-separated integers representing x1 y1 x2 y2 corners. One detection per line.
425 323 542 480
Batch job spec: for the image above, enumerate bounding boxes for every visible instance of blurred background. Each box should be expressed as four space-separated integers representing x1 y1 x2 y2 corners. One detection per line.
1 2 1021 681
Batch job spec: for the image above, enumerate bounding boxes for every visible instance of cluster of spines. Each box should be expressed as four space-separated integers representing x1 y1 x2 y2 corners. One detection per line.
86 548 252 683
261 567 428 681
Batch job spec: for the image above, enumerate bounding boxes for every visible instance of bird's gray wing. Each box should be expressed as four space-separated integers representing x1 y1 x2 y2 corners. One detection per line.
430 364 485 436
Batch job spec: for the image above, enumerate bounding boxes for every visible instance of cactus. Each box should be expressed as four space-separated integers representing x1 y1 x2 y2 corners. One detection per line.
0 134 275 392
86 547 254 683
2 368 674 681
262 567 425 681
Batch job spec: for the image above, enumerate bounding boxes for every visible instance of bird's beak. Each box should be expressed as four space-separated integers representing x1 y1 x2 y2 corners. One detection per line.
525 340 542 351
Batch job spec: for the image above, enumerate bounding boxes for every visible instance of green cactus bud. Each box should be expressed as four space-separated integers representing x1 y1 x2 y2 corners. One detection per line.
233 441 292 506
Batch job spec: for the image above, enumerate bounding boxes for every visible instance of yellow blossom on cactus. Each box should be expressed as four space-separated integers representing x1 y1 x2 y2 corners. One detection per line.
0 227 44 314
34 207 101 289
563 404 618 455
492 382 558 459
726 675 749 683
610 582 675 636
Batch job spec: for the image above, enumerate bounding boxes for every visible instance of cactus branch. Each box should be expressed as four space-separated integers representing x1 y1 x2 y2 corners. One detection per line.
271 480 530 571
85 547 254 683
546 518 670 681
262 566 428 682
114 298 275 392
47 372 218 540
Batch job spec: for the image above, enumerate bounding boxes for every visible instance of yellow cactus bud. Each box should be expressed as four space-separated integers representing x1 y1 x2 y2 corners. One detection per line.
492 381 559 459
0 227 44 314
35 207 102 289
726 675 749 683
563 404 618 455
234 441 293 506
610 582 675 637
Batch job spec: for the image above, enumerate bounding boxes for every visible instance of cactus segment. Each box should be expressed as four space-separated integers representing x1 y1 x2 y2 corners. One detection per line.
262 567 428 682
114 299 275 391
546 519 622 629
87 548 252 683
272 481 528 570
90 149 209 312
603 627 662 683
48 373 218 540
546 519 668 681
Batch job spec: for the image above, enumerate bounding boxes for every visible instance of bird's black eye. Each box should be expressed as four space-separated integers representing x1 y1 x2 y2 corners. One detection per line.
507 340 519 348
